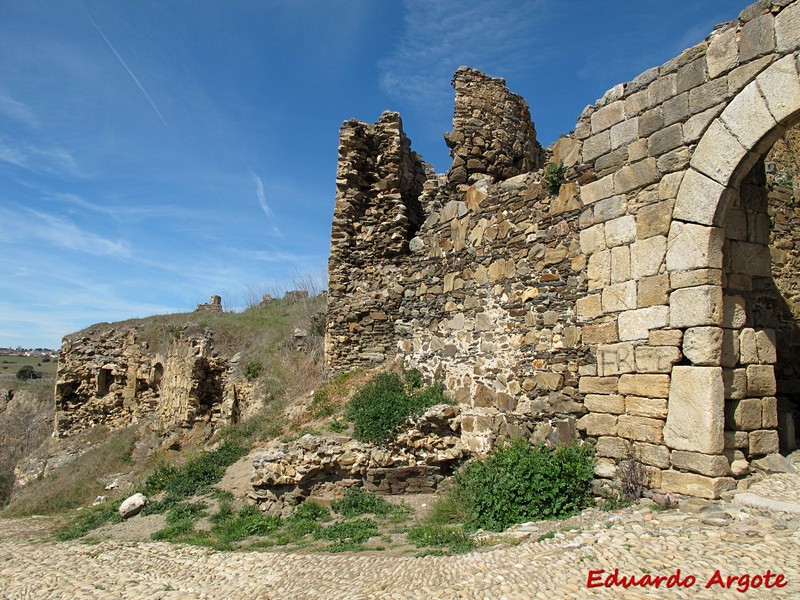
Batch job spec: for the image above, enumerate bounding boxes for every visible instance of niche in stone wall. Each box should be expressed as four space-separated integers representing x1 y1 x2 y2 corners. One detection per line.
192 358 224 418
721 125 800 456
152 362 164 393
96 368 112 396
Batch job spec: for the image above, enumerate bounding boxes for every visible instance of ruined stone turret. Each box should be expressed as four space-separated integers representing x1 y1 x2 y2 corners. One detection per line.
445 67 544 185
326 111 431 373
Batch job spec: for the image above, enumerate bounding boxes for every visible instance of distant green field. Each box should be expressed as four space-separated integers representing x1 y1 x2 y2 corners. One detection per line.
0 355 58 383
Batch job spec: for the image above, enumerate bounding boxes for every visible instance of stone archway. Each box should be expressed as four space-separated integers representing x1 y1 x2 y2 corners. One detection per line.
663 55 800 464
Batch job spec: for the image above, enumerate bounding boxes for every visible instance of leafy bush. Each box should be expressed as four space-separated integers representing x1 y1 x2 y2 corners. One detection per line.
291 500 331 522
315 518 377 545
344 371 446 444
243 360 263 381
331 487 400 518
407 523 474 554
15 365 41 380
211 504 281 544
142 442 247 508
456 438 595 532
55 503 122 540
543 162 566 195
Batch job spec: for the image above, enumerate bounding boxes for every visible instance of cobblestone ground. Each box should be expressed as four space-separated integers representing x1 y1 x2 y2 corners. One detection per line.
2 473 800 600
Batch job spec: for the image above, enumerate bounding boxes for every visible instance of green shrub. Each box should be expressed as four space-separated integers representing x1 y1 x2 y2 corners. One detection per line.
331 487 402 518
142 442 247 509
15 365 41 380
456 438 595 532
243 360 263 381
407 523 474 554
344 372 446 444
315 518 377 545
291 500 331 522
211 505 281 543
55 503 122 541
543 162 567 195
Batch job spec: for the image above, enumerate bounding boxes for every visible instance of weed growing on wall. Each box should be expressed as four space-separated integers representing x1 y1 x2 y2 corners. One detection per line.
543 162 566 195
344 370 446 444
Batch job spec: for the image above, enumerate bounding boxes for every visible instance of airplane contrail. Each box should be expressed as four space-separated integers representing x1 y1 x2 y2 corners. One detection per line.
86 12 169 127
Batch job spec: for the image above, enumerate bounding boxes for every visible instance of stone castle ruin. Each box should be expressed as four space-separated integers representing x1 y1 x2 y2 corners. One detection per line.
325 0 800 499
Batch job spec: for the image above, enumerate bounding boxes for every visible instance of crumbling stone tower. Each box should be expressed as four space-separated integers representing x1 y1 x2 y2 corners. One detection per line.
445 66 545 184
326 111 429 371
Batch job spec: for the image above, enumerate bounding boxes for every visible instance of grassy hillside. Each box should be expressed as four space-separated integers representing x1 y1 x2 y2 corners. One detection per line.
0 355 58 383
1 292 327 514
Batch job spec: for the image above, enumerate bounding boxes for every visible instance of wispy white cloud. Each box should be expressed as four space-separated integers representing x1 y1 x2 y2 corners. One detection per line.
0 135 80 176
49 192 193 224
0 205 130 259
379 0 554 106
253 173 275 218
86 11 169 128
0 89 38 127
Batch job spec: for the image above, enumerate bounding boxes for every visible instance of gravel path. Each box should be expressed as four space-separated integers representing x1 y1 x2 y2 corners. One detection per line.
2 475 800 599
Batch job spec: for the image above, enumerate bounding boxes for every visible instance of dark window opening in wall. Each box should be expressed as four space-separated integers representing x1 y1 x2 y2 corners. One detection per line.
152 362 164 392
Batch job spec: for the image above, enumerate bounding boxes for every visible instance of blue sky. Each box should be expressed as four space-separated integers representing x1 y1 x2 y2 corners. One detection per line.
0 0 752 349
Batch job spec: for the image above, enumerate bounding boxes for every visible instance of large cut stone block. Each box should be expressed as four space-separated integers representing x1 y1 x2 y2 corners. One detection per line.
720 81 777 150
630 236 667 279
665 222 724 271
579 376 619 394
618 415 664 443
596 343 635 376
604 216 636 247
661 471 735 499
664 366 724 454
673 168 728 226
756 55 800 125
602 281 637 313
626 395 668 418
614 158 659 194
776 1 800 52
633 442 671 468
577 413 618 436
580 175 614 205
682 327 723 366
596 436 631 459
706 27 738 79
690 120 750 187
618 306 669 341
726 398 763 431
746 364 776 396
748 430 779 456
670 450 731 477
584 394 625 414
670 285 723 328
634 345 681 374
618 374 670 398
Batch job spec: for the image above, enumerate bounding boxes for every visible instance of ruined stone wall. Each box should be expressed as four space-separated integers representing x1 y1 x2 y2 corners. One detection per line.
397 172 587 453
327 72 584 454
325 111 428 372
445 67 544 185
55 326 250 437
325 0 800 497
